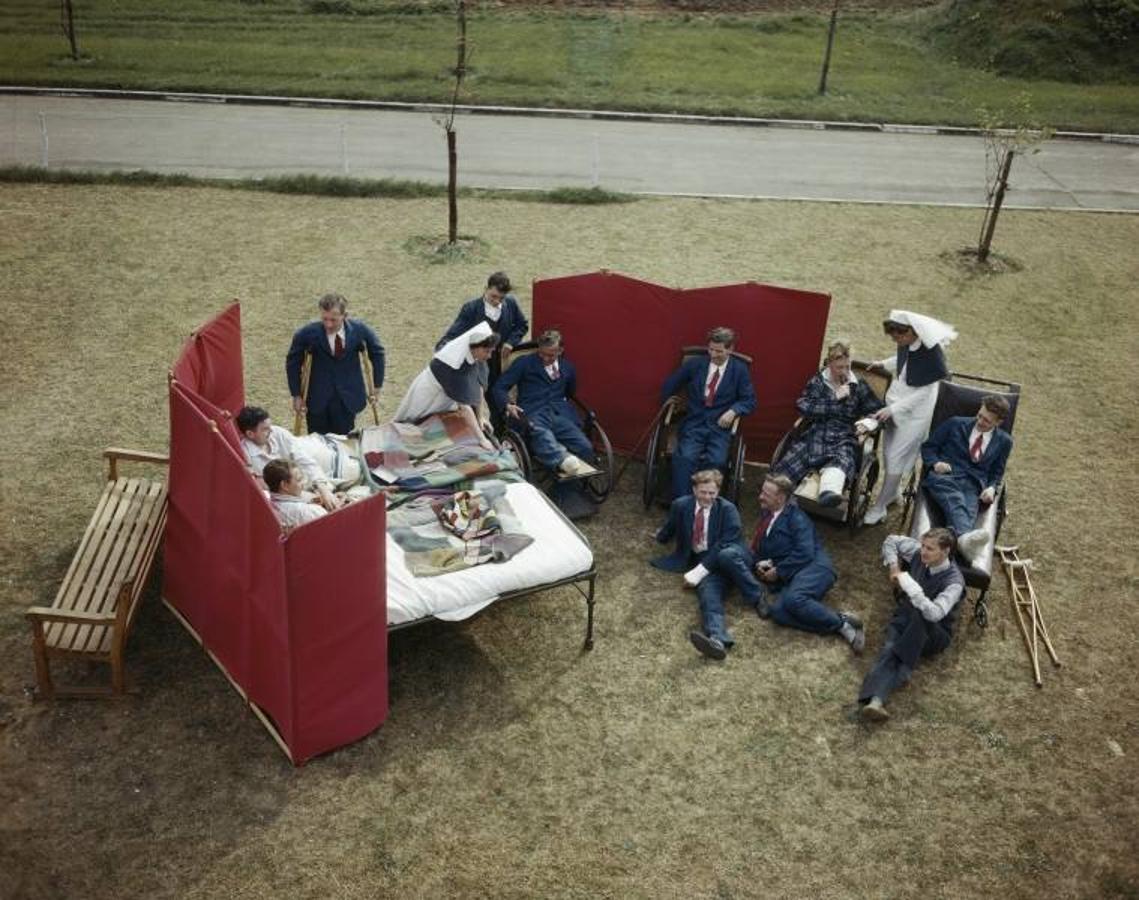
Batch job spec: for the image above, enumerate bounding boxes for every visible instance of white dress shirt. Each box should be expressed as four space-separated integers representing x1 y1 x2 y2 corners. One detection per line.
271 491 328 529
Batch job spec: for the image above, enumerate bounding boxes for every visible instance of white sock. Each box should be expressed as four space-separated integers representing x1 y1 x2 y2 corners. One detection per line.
839 621 857 642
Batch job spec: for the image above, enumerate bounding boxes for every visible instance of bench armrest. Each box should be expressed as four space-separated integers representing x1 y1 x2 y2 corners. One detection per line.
104 447 169 481
26 606 117 626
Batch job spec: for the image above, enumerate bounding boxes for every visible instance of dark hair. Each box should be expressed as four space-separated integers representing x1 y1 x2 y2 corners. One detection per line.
538 329 563 349
882 319 914 337
981 394 1010 420
263 459 294 493
236 405 270 434
923 527 956 552
707 326 736 347
471 332 501 350
487 271 512 293
318 292 348 315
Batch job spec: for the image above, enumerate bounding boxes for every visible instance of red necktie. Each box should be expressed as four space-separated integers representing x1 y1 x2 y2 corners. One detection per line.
970 434 983 462
334 334 345 358
705 368 720 407
751 512 772 553
692 507 705 547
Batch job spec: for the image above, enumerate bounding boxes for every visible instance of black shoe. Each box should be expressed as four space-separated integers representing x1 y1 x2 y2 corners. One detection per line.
818 490 842 508
689 630 727 660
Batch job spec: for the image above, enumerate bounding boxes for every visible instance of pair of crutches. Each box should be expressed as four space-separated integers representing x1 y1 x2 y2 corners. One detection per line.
293 350 382 435
997 545 1061 687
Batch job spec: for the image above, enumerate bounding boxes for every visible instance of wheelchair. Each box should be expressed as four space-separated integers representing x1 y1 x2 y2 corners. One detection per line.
902 373 1022 627
494 341 615 507
641 346 752 509
768 360 892 537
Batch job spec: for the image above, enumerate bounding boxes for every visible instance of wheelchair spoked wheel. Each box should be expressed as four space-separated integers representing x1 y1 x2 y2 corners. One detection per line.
847 458 879 536
725 433 747 506
642 414 668 509
502 429 533 481
584 421 615 504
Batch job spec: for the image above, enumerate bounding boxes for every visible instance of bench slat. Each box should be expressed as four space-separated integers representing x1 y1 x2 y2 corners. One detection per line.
51 479 165 653
51 478 145 650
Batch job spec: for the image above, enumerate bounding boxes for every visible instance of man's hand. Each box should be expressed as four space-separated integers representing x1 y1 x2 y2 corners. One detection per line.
292 395 305 414
980 486 996 504
874 407 892 422
932 461 952 474
888 561 901 585
506 402 524 419
368 389 381 404
717 409 737 429
834 384 850 400
317 487 342 511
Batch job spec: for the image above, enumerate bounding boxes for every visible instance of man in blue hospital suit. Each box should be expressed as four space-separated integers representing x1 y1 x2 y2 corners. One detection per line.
660 326 757 501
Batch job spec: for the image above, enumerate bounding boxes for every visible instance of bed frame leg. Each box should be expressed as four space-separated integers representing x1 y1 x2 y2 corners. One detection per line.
583 574 596 650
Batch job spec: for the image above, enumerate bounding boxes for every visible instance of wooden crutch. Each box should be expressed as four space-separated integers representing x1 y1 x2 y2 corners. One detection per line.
359 349 381 426
997 545 1061 687
294 351 313 435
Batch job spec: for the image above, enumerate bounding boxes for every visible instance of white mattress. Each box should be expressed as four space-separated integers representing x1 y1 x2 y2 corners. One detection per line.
385 482 594 626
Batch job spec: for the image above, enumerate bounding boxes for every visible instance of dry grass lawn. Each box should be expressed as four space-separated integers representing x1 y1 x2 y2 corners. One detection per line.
0 184 1137 899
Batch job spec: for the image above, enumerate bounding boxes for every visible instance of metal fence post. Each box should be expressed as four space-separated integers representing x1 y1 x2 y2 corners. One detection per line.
39 112 49 168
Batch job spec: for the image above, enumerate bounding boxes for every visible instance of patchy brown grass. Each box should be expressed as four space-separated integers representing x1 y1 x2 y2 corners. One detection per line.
1 184 1137 899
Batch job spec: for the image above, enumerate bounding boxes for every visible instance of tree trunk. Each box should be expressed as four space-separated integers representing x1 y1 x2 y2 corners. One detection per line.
61 0 80 60
817 0 839 96
978 148 1014 262
447 128 458 245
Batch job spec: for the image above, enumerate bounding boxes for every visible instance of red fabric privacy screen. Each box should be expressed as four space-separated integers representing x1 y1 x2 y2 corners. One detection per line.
165 305 388 765
532 272 831 461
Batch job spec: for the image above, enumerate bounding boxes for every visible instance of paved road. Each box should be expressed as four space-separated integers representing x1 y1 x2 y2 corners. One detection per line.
3 94 1137 210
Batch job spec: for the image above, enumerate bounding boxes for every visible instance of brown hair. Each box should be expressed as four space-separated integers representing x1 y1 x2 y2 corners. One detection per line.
263 459 295 493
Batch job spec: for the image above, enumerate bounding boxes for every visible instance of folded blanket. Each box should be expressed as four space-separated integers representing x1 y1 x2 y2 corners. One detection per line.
387 480 534 577
357 412 522 506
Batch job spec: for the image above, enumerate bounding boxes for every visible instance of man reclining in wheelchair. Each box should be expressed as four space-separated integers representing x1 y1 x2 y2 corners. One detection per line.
771 341 884 508
490 329 599 480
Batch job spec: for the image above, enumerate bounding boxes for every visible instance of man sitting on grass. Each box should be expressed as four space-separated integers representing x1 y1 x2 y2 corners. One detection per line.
263 459 329 530
651 469 744 661
703 474 864 654
858 527 965 722
919 394 1013 563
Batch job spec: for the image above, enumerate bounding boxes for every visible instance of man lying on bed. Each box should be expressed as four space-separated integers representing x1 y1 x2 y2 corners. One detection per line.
237 404 359 509
263 459 330 529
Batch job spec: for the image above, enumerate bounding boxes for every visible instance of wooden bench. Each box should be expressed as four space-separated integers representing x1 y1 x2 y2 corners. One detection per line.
26 448 169 699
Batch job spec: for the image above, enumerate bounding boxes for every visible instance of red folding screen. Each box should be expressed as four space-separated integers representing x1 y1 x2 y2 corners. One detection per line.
532 272 831 462
165 303 388 765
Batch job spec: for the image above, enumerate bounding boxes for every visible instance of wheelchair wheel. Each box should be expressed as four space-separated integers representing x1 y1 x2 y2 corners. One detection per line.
584 420 615 504
642 413 668 509
725 433 747 506
847 457 879 537
502 429 533 481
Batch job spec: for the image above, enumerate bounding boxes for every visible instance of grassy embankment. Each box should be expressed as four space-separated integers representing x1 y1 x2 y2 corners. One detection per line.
1 0 1137 132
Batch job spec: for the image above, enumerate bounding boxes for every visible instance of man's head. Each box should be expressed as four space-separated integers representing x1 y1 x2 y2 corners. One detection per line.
537 329 563 366
920 527 955 566
882 318 917 346
263 459 301 496
691 469 723 508
824 341 852 382
318 292 348 335
484 271 512 307
759 474 794 513
236 406 272 446
470 330 501 362
975 395 1010 433
706 326 736 366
